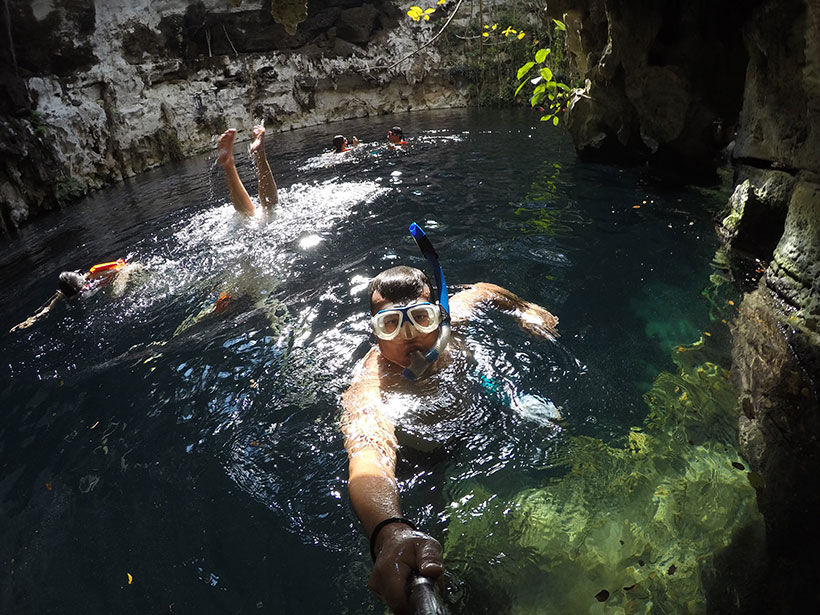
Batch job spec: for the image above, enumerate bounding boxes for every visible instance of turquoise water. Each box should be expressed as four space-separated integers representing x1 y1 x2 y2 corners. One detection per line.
0 109 760 614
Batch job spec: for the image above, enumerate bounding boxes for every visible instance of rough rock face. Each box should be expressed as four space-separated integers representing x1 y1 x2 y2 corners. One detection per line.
727 9 820 599
557 0 753 184
0 0 467 232
554 0 819 610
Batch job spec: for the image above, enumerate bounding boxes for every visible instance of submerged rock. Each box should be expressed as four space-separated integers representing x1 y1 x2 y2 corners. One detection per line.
444 344 765 614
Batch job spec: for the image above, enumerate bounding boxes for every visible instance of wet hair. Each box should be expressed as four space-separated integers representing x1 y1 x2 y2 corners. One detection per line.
368 266 432 314
390 126 403 138
332 135 346 152
58 271 85 298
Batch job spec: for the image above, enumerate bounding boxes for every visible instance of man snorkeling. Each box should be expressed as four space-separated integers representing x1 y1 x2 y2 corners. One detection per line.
333 134 359 153
341 224 558 615
217 124 278 216
10 259 133 333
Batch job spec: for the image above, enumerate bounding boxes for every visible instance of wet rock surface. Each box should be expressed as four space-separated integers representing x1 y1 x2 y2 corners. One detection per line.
0 0 463 231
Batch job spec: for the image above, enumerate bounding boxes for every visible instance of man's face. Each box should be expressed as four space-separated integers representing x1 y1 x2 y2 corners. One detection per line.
387 131 401 144
371 286 439 367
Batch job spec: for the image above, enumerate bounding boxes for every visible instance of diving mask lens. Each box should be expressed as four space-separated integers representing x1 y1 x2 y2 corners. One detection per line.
372 303 440 340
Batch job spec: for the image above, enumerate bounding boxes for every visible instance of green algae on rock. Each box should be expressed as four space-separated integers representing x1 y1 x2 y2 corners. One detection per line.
444 344 764 614
270 0 308 35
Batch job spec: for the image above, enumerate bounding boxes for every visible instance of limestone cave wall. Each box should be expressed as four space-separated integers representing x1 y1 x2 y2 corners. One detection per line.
554 0 819 610
0 0 468 232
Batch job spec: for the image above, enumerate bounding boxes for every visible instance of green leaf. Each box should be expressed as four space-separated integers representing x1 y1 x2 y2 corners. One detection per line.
517 62 535 80
553 116 560 126
553 19 567 32
540 67 553 82
515 79 528 96
556 82 571 91
540 114 553 122
533 83 546 96
534 48 549 63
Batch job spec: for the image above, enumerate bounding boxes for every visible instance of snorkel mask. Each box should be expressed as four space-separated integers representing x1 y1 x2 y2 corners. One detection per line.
401 223 451 381
58 271 86 298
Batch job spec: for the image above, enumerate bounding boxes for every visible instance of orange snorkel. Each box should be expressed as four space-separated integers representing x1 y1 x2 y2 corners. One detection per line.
88 259 126 276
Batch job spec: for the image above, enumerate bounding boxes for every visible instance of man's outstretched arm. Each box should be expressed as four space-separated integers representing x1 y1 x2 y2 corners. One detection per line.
341 353 443 614
449 282 559 340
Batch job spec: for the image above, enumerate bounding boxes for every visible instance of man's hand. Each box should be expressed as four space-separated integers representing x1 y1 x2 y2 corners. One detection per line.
518 302 559 340
369 525 443 615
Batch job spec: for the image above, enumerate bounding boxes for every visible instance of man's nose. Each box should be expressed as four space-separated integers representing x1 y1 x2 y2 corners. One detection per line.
400 320 417 339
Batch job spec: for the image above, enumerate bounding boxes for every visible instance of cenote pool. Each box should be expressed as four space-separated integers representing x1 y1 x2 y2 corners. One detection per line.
0 109 763 614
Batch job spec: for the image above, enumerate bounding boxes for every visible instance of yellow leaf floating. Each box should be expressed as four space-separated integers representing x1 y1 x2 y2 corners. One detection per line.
127 573 133 584
518 31 526 39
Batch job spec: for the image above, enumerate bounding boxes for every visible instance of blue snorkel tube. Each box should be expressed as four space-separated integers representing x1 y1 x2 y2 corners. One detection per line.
403 223 451 381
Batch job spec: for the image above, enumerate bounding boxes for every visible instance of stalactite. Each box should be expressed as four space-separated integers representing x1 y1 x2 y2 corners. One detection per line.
269 0 308 36
3 0 17 76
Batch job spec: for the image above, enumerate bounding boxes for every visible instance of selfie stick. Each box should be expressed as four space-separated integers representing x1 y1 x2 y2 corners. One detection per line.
408 574 446 615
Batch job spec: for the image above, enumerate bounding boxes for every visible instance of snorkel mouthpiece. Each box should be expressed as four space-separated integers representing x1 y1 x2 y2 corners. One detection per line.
403 321 451 381
402 223 451 381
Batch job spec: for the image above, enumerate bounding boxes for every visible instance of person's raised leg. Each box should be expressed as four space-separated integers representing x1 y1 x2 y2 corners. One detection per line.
218 128 255 217
250 125 278 211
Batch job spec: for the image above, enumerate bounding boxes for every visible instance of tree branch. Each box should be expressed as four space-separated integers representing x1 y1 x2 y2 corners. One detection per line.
365 0 465 73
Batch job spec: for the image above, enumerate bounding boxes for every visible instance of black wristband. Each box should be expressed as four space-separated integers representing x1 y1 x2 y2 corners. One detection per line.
369 517 417 562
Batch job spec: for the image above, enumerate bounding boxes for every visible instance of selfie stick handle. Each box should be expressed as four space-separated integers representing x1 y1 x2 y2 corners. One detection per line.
408 575 445 615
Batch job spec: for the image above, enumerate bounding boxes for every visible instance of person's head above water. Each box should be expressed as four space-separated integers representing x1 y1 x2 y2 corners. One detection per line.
333 134 348 153
58 271 86 298
368 266 432 314
368 266 441 367
387 126 404 144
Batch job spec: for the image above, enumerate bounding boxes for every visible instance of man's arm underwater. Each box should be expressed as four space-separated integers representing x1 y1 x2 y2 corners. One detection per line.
449 282 559 340
341 350 444 615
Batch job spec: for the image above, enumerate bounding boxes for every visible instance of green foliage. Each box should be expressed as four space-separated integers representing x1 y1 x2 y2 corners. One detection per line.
438 5 551 109
54 178 86 203
514 20 572 125
28 111 48 137
407 4 573 120
444 342 764 614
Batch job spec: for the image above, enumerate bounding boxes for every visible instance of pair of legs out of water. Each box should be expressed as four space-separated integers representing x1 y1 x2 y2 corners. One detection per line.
217 125 279 216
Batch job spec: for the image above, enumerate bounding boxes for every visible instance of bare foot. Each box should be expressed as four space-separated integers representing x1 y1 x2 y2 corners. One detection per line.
249 124 266 157
217 129 237 167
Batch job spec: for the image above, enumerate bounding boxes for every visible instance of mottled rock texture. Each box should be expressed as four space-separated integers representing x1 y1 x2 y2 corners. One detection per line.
556 0 752 184
727 11 819 602
552 0 820 610
0 0 467 232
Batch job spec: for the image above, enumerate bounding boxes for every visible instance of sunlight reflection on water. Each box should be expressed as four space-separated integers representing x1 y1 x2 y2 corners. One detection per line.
0 109 758 615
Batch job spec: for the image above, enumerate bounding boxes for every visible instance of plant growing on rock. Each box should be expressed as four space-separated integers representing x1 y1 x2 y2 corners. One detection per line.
513 19 571 125
403 3 572 122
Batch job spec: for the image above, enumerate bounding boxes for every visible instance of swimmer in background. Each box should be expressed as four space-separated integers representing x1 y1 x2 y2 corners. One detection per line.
333 134 359 153
387 126 407 150
217 124 278 216
10 259 135 333
340 225 558 615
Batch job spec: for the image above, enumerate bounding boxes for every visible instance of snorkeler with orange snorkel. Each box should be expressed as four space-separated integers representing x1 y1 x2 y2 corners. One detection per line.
9 259 134 333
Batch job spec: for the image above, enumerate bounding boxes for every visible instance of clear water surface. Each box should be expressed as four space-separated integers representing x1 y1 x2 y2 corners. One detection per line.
0 109 760 614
